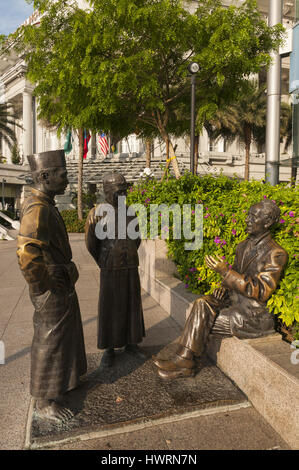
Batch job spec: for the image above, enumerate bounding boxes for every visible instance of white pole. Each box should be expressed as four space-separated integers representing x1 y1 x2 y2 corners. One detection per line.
265 0 283 185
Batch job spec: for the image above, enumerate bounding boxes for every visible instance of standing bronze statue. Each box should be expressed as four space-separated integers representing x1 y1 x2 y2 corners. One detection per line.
17 150 87 421
85 172 145 367
153 199 288 379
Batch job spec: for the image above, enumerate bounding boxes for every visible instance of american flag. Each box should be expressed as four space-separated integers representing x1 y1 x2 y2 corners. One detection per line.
98 132 109 156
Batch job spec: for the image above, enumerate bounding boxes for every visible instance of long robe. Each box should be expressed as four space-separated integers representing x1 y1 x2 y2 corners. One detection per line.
85 205 145 349
17 188 87 399
179 231 288 356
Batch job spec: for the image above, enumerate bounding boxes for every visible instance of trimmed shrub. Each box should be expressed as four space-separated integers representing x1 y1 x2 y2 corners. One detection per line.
61 210 88 233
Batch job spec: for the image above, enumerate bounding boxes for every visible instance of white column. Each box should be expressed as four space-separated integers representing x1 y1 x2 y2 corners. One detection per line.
22 89 33 162
265 0 282 185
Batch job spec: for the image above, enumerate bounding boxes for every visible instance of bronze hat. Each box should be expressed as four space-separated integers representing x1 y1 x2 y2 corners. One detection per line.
28 150 66 172
103 172 127 191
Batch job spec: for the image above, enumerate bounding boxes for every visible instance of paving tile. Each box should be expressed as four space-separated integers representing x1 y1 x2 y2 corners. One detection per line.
85 426 169 451
159 407 290 450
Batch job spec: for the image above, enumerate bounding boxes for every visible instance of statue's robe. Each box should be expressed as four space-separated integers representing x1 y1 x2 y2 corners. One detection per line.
17 188 87 399
180 232 288 356
85 204 145 349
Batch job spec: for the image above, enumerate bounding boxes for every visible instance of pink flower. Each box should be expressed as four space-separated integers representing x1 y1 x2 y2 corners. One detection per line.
289 211 295 217
279 219 285 224
198 277 202 281
204 214 210 218
214 237 221 244
263 195 267 199
229 265 232 269
219 213 224 217
232 219 236 224
232 229 236 235
220 240 227 246
192 210 195 214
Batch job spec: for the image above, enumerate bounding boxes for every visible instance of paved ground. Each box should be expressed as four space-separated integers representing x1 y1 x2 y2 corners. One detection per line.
0 234 290 450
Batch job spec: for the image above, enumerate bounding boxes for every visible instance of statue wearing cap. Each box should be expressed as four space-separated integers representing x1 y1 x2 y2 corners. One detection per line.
17 150 87 422
85 172 145 367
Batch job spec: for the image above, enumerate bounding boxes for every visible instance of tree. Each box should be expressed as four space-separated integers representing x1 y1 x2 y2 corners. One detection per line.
11 142 21 164
4 0 283 193
5 1 109 219
205 81 293 181
80 0 283 178
204 81 267 181
0 102 21 155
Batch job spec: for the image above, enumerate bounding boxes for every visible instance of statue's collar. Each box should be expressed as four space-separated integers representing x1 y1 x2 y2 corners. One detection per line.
249 231 271 246
30 187 56 205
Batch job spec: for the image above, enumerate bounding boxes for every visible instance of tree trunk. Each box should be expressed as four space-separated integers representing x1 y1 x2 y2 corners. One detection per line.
78 128 84 220
161 135 170 181
159 130 181 178
244 125 251 182
145 138 151 168
244 144 250 182
194 135 199 175
154 110 181 179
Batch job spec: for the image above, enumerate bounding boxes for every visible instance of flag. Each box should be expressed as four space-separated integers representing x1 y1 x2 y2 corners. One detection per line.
98 132 109 156
64 130 72 154
83 130 91 159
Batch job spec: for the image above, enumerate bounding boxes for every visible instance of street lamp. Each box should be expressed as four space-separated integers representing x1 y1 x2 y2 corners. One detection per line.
2 178 6 210
188 62 200 175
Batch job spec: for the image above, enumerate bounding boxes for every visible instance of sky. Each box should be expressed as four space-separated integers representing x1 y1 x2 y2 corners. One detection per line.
0 0 34 36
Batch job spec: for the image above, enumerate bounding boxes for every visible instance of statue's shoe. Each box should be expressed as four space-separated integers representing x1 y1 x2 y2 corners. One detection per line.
157 367 196 380
152 356 195 371
101 349 115 368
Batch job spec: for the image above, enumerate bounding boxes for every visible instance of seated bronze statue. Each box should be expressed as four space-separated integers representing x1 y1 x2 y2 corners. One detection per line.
153 199 288 379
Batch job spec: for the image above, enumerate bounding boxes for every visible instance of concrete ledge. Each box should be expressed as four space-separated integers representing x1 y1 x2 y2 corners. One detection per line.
207 336 299 450
138 239 299 449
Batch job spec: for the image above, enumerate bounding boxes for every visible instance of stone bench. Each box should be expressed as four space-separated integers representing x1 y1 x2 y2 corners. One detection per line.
138 239 299 449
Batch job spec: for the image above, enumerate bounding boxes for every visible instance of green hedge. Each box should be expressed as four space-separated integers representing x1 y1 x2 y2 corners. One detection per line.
127 173 299 336
61 210 88 233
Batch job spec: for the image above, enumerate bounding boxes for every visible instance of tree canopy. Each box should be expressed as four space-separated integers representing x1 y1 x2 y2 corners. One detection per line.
2 0 284 179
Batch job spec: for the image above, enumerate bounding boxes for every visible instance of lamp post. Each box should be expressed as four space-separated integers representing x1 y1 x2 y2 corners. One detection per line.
2 178 6 210
188 62 200 174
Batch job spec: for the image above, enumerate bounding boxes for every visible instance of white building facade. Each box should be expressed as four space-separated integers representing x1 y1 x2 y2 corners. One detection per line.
0 1 297 212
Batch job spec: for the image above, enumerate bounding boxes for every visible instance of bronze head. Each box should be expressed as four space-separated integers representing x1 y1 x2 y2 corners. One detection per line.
28 150 68 197
246 199 280 236
103 172 127 207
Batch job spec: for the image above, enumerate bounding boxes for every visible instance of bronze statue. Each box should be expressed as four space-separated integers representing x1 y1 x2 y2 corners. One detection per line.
85 172 145 367
17 150 87 421
153 199 288 379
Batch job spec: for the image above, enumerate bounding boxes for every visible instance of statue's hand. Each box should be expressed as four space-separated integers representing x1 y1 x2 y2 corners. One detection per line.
212 287 227 300
205 254 229 277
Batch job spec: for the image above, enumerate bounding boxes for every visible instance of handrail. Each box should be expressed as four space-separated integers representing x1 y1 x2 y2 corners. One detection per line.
0 224 14 241
0 211 20 230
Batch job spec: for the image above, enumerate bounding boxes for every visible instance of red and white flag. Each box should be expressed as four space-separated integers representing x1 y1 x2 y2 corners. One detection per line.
98 133 109 156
